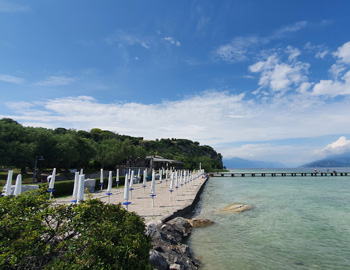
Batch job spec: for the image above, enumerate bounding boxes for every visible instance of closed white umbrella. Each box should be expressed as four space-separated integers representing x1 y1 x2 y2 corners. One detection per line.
116 169 119 188
100 168 104 190
175 170 179 195
123 173 131 210
4 170 13 196
129 170 134 197
150 170 155 194
137 169 140 183
107 171 112 192
77 174 85 203
142 169 147 193
180 170 183 189
71 172 79 203
169 171 174 200
106 171 113 203
159 169 163 184
14 174 22 196
150 170 156 207
48 168 56 190
80 168 83 175
48 168 56 200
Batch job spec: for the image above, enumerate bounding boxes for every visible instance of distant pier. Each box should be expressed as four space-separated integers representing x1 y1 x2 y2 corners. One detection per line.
210 172 349 177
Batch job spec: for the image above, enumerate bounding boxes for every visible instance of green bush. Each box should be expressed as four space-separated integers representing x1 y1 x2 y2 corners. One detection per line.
48 180 75 197
0 186 152 269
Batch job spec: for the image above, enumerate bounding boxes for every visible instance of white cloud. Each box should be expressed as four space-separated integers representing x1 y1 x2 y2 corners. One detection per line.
213 21 310 64
249 52 309 93
106 30 150 49
0 74 24 84
4 89 350 167
304 42 329 59
272 21 308 39
312 70 350 96
141 42 150 49
333 41 350 64
322 136 350 155
213 36 261 63
315 49 328 59
310 41 350 97
164 37 181 47
285 46 301 62
34 76 75 87
329 63 346 79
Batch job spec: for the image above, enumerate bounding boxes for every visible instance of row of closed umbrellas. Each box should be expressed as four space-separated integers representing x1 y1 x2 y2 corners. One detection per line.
2 168 205 210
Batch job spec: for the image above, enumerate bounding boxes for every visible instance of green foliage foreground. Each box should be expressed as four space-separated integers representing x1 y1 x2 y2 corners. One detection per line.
0 187 152 270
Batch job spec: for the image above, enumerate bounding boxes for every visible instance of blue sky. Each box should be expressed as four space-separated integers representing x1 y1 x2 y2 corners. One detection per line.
1 0 350 167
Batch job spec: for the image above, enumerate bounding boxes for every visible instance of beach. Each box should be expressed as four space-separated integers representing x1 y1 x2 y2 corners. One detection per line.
56 174 208 224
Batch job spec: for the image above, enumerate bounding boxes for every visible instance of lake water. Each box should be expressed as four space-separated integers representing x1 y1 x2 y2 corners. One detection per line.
188 168 350 270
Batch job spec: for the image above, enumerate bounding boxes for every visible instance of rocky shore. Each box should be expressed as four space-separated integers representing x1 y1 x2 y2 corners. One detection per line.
147 217 213 270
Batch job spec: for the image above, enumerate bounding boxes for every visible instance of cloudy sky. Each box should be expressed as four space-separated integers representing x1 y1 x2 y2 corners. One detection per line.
1 0 350 167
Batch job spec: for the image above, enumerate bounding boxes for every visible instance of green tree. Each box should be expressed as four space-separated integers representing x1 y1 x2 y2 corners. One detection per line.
0 186 152 269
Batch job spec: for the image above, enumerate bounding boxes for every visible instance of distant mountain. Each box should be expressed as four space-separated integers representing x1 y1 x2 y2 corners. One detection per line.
223 157 286 169
301 152 350 167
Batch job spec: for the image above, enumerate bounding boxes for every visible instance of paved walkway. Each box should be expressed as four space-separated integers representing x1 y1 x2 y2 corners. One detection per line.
57 175 207 223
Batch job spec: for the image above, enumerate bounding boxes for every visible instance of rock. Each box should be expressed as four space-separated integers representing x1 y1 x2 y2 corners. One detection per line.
147 217 199 270
166 217 192 239
221 203 253 213
84 179 96 193
170 263 184 270
149 250 169 270
186 218 214 228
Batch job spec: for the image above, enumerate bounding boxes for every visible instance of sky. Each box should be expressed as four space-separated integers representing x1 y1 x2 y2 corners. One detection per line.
1 0 350 167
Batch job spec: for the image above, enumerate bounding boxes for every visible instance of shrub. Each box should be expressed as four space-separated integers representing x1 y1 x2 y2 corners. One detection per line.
48 179 75 197
0 186 152 269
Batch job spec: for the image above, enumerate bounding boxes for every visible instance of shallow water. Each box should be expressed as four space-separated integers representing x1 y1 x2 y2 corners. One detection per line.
188 169 350 270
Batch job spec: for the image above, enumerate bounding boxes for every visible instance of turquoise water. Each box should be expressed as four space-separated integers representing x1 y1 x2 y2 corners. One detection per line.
188 169 350 270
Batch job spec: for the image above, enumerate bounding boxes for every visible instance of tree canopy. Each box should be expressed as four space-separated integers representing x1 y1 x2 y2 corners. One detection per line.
0 118 223 172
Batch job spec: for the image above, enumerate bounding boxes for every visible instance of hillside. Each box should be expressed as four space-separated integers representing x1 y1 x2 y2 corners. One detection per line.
0 118 223 173
301 152 350 167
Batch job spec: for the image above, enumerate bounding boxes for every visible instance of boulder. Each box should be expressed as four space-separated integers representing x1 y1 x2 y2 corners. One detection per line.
149 250 169 270
186 218 214 228
221 203 253 213
84 179 96 193
147 217 199 270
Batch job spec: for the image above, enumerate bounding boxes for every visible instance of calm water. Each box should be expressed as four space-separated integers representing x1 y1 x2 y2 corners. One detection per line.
188 169 350 270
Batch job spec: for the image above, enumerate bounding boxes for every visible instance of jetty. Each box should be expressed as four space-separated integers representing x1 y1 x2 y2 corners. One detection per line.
210 171 349 177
